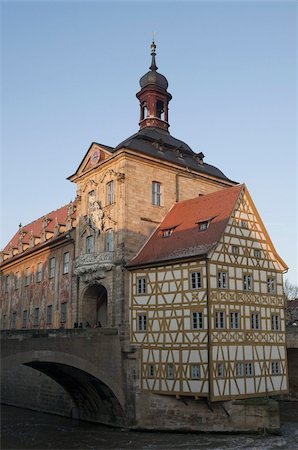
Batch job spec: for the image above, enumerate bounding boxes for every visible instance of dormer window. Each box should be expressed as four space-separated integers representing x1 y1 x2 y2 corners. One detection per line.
162 228 173 238
198 221 209 231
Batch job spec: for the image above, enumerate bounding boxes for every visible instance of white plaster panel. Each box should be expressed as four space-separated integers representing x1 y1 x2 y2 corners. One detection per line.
253 271 259 281
254 283 259 293
157 272 165 282
148 273 156 282
217 380 225 395
236 280 242 290
260 271 266 282
213 383 219 397
210 278 216 289
236 268 242 278
246 378 255 394
209 264 216 276
236 379 245 394
260 283 267 294
244 346 253 360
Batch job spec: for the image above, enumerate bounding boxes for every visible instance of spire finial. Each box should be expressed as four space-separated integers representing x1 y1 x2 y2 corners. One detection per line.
150 37 158 71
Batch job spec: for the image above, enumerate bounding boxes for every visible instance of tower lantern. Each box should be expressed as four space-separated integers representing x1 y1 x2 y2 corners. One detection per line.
136 41 172 132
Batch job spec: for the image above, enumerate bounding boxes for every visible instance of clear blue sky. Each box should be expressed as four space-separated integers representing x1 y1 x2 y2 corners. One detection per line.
1 1 297 284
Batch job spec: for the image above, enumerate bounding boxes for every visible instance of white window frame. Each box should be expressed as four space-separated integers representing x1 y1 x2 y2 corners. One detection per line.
46 305 53 325
251 313 260 330
136 277 146 294
49 257 56 279
254 249 260 258
190 271 201 289
231 245 239 255
63 252 70 274
217 362 224 378
243 274 253 291
33 307 39 326
267 277 276 294
22 310 28 328
218 272 227 289
190 364 200 379
148 364 155 378
152 181 161 206
192 311 203 330
271 361 281 375
230 311 239 329
86 235 94 254
167 363 174 379
25 268 30 286
137 314 147 332
106 229 114 252
36 262 42 283
271 314 280 331
236 362 244 377
107 180 114 205
215 311 225 329
61 303 67 323
245 362 254 377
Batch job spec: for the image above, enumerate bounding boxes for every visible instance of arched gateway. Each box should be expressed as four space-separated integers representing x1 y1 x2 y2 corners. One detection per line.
82 284 108 327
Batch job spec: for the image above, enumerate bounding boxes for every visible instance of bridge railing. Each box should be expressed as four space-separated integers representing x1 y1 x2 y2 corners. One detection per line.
0 328 118 339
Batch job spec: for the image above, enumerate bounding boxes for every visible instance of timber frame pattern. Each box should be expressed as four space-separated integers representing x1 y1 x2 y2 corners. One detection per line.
130 186 288 402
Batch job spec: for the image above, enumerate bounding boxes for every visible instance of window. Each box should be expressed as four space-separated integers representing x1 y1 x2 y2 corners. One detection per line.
251 313 260 330
25 268 30 286
271 315 280 331
245 362 254 376
14 273 19 290
22 310 28 328
198 221 208 231
230 312 239 329
152 181 161 206
167 363 174 379
190 364 200 379
36 262 42 282
46 305 53 325
49 258 56 279
190 272 201 289
63 252 70 274
217 362 224 378
267 278 276 294
12 312 17 329
106 229 114 252
5 275 10 293
136 277 146 294
192 312 203 330
254 249 260 258
86 235 94 254
243 274 252 291
215 311 225 329
137 314 147 332
218 272 227 289
271 361 281 375
141 101 148 119
162 228 173 238
148 364 155 378
33 308 39 326
106 181 114 205
236 362 244 377
61 303 67 323
231 245 239 255
241 220 248 228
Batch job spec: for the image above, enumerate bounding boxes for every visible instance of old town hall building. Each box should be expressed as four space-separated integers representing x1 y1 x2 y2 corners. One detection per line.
1 42 288 429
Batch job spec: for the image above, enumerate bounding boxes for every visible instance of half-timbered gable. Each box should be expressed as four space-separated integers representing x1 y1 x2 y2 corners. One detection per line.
128 184 288 401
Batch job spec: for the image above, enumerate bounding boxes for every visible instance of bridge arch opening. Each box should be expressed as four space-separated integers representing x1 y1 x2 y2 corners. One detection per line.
82 284 108 327
24 361 126 426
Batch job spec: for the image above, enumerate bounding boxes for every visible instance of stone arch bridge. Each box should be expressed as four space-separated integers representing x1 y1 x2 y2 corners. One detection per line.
1 328 136 427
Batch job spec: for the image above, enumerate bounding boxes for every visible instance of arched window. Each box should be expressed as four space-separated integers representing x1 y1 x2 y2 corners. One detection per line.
156 100 164 120
106 229 114 252
141 102 148 120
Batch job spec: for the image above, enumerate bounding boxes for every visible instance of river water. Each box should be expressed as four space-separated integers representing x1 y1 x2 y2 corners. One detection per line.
1 402 298 450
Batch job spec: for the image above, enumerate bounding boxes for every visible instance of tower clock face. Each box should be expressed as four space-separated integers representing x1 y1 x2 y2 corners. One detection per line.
91 148 100 165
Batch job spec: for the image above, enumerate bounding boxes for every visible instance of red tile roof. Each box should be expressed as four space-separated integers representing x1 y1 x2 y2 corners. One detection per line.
127 184 244 268
2 202 76 256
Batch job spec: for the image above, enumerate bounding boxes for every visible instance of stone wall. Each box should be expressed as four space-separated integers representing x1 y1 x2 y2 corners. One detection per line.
134 392 280 433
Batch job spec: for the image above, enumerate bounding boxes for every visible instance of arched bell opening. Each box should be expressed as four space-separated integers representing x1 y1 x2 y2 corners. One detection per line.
82 284 108 328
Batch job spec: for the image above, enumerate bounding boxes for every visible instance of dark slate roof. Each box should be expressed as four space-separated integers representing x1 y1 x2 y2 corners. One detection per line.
115 128 234 182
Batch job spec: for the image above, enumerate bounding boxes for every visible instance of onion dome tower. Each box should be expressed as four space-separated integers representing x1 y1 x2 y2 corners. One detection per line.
136 41 172 132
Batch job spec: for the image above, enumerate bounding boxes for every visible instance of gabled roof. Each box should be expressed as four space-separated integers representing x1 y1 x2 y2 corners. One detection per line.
127 184 244 268
1 203 76 262
68 142 115 180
